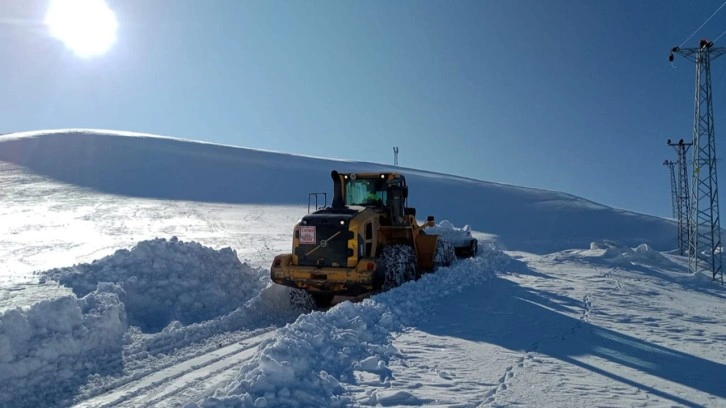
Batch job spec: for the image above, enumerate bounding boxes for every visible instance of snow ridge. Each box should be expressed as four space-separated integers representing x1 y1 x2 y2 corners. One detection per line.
40 237 264 333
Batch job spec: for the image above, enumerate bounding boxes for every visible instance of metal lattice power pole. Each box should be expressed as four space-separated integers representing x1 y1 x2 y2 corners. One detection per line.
670 40 725 283
664 159 678 219
393 146 399 166
667 139 693 256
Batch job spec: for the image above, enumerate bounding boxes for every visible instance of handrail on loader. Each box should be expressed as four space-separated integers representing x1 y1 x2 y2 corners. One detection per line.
307 192 327 214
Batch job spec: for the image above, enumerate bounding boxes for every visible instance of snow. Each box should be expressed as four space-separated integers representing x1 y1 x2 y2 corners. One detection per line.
195 248 507 407
0 236 301 408
0 290 127 408
40 237 264 332
1 129 725 407
421 219 475 248
0 129 676 254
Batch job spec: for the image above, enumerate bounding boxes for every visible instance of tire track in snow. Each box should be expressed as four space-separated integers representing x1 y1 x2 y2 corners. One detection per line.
73 330 275 408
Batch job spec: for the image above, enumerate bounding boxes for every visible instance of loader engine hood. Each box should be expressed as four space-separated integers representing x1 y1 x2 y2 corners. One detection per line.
295 212 356 268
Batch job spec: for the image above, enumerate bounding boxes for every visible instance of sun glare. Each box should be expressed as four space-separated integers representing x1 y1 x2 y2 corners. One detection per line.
45 0 118 58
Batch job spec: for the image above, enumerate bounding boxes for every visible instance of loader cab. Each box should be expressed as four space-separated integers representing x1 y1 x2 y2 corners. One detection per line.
331 170 411 226
344 175 388 207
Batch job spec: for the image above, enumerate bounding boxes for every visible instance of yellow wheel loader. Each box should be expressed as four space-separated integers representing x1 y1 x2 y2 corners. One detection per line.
270 170 460 308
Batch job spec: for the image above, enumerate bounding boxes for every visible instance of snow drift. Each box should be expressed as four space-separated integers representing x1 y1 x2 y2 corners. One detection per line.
0 290 127 408
1 237 292 408
578 240 682 269
40 237 264 332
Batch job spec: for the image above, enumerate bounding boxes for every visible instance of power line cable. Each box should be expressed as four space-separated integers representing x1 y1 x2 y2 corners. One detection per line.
680 0 726 47
714 26 726 42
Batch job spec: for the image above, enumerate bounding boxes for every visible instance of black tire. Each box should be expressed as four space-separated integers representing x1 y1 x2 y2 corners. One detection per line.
379 245 417 291
311 293 334 308
455 239 479 258
288 288 314 311
468 239 478 257
434 238 456 267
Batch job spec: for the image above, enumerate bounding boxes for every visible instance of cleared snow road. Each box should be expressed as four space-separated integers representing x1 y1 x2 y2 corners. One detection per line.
74 330 275 408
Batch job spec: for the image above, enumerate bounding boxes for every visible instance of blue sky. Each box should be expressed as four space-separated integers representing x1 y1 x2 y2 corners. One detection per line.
2 0 726 219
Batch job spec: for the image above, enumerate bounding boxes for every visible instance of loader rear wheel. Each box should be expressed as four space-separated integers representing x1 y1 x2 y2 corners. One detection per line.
379 245 417 291
454 239 479 258
467 239 478 257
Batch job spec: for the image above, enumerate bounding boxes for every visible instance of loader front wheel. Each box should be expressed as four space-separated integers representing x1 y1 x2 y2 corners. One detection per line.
289 288 314 311
379 245 417 291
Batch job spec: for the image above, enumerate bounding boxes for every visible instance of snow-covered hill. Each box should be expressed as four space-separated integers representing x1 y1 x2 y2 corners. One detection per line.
1 129 724 407
0 129 676 253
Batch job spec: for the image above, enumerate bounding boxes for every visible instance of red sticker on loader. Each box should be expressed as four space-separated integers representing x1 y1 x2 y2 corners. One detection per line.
299 226 316 244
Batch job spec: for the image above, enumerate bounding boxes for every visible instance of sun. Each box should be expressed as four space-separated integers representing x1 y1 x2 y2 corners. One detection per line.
45 0 118 58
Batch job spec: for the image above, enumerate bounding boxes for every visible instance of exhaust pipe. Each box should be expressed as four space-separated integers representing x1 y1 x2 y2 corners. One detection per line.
331 170 344 208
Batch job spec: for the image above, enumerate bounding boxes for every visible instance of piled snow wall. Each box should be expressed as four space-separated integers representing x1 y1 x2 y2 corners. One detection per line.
0 237 268 407
0 290 127 408
42 237 263 333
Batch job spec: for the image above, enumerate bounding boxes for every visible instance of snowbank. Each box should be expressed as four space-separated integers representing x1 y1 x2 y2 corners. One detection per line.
582 241 679 269
41 237 264 333
119 280 305 362
0 237 282 408
194 245 515 407
0 289 127 408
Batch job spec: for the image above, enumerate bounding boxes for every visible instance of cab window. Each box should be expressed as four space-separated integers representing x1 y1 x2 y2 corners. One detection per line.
345 178 387 205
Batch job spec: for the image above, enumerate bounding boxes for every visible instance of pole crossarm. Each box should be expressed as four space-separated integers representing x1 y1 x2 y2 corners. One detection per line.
670 40 726 62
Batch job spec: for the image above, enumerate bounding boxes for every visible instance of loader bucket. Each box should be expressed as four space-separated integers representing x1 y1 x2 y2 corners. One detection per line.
415 233 437 271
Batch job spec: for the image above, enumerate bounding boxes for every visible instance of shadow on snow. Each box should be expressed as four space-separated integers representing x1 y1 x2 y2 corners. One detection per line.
416 274 726 407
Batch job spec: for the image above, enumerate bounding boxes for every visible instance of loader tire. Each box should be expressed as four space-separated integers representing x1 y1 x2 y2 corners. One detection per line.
434 238 456 268
467 239 478 257
379 245 417 291
289 288 315 312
